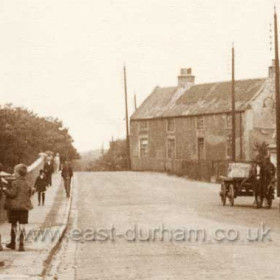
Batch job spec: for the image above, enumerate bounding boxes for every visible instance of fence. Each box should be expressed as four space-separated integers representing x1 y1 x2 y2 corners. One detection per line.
0 153 46 224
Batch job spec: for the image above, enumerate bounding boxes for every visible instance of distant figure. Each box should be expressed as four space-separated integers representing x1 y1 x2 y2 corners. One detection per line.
34 169 48 206
44 157 54 186
54 153 60 173
250 155 276 208
0 163 4 251
61 161 73 198
3 164 33 251
262 156 276 188
250 160 264 208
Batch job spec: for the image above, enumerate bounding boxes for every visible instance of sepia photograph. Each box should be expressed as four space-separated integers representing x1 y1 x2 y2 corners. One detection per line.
0 0 279 279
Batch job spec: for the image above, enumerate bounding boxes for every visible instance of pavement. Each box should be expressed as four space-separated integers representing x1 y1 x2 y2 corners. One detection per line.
50 172 280 280
0 173 71 280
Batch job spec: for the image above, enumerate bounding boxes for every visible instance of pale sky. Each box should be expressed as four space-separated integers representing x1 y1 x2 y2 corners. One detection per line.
0 0 278 152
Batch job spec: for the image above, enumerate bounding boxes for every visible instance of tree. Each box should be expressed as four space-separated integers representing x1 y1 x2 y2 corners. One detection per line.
0 104 79 172
87 139 128 171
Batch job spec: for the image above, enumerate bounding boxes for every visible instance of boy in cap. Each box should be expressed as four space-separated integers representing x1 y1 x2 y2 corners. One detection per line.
2 164 33 251
34 169 48 206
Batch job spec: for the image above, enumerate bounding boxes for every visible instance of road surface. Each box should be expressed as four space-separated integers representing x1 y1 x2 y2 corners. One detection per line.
48 172 280 280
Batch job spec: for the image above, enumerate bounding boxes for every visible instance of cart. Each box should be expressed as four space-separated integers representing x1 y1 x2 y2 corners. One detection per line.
219 162 275 208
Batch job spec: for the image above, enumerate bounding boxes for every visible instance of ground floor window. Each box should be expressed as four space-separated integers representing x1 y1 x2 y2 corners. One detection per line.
167 138 176 159
197 137 205 160
226 114 232 129
140 138 149 158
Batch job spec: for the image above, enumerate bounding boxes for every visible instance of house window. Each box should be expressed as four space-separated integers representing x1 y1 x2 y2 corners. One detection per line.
167 138 176 159
139 121 148 131
197 116 204 129
226 114 232 128
263 97 274 108
197 138 205 160
226 134 232 159
167 119 175 132
140 138 148 158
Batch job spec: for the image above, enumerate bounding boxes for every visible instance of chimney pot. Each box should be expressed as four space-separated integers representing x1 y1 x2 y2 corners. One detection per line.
178 67 195 88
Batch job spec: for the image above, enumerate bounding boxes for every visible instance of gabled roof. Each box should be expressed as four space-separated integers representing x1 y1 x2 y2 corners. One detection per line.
131 78 267 120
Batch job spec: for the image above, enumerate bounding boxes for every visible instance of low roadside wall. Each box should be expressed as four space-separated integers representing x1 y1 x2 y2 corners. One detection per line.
0 154 46 223
131 157 251 182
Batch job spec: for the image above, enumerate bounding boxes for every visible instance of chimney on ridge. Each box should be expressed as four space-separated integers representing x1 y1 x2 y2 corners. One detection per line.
178 68 195 89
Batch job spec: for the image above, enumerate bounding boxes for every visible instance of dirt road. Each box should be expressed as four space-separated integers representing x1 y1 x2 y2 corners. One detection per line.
48 172 280 280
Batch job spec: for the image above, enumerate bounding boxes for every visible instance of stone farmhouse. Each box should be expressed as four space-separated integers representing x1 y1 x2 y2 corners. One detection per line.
129 62 277 180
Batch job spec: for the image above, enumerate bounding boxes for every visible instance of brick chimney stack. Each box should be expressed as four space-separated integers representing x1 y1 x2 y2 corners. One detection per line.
178 68 195 89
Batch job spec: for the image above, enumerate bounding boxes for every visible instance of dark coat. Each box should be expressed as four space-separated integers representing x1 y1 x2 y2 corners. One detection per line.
44 162 54 175
3 176 33 211
262 160 276 186
61 166 73 179
34 175 48 192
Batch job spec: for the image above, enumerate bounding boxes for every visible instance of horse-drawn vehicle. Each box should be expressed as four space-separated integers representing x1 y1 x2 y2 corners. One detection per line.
219 162 276 208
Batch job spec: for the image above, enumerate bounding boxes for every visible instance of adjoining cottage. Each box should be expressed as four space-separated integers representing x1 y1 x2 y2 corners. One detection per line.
130 62 277 180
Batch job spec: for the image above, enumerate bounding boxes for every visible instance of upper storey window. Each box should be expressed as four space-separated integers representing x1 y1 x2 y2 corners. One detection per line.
139 121 148 131
167 119 175 132
196 116 204 130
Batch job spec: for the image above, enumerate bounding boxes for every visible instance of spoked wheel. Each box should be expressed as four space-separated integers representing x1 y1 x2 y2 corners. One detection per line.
221 183 227 206
266 197 272 209
228 184 235 206
255 194 263 209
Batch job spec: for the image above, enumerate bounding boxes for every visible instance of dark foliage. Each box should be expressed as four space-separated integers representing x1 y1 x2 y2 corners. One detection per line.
0 104 79 172
87 139 128 171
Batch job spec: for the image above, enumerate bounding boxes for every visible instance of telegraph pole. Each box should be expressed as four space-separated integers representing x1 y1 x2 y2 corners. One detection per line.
231 44 236 162
101 143 104 157
274 7 280 197
123 65 131 170
134 94 137 110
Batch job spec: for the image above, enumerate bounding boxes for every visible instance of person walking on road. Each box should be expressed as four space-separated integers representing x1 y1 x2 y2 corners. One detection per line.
34 169 48 206
2 164 33 251
44 157 54 187
61 161 73 198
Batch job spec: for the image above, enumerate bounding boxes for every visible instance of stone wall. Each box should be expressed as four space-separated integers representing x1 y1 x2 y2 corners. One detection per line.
131 157 233 182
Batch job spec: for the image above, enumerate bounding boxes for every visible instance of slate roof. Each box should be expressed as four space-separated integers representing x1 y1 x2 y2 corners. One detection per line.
131 78 267 120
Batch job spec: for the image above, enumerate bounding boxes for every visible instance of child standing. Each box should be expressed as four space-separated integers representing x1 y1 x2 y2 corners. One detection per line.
34 170 48 206
3 164 33 251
